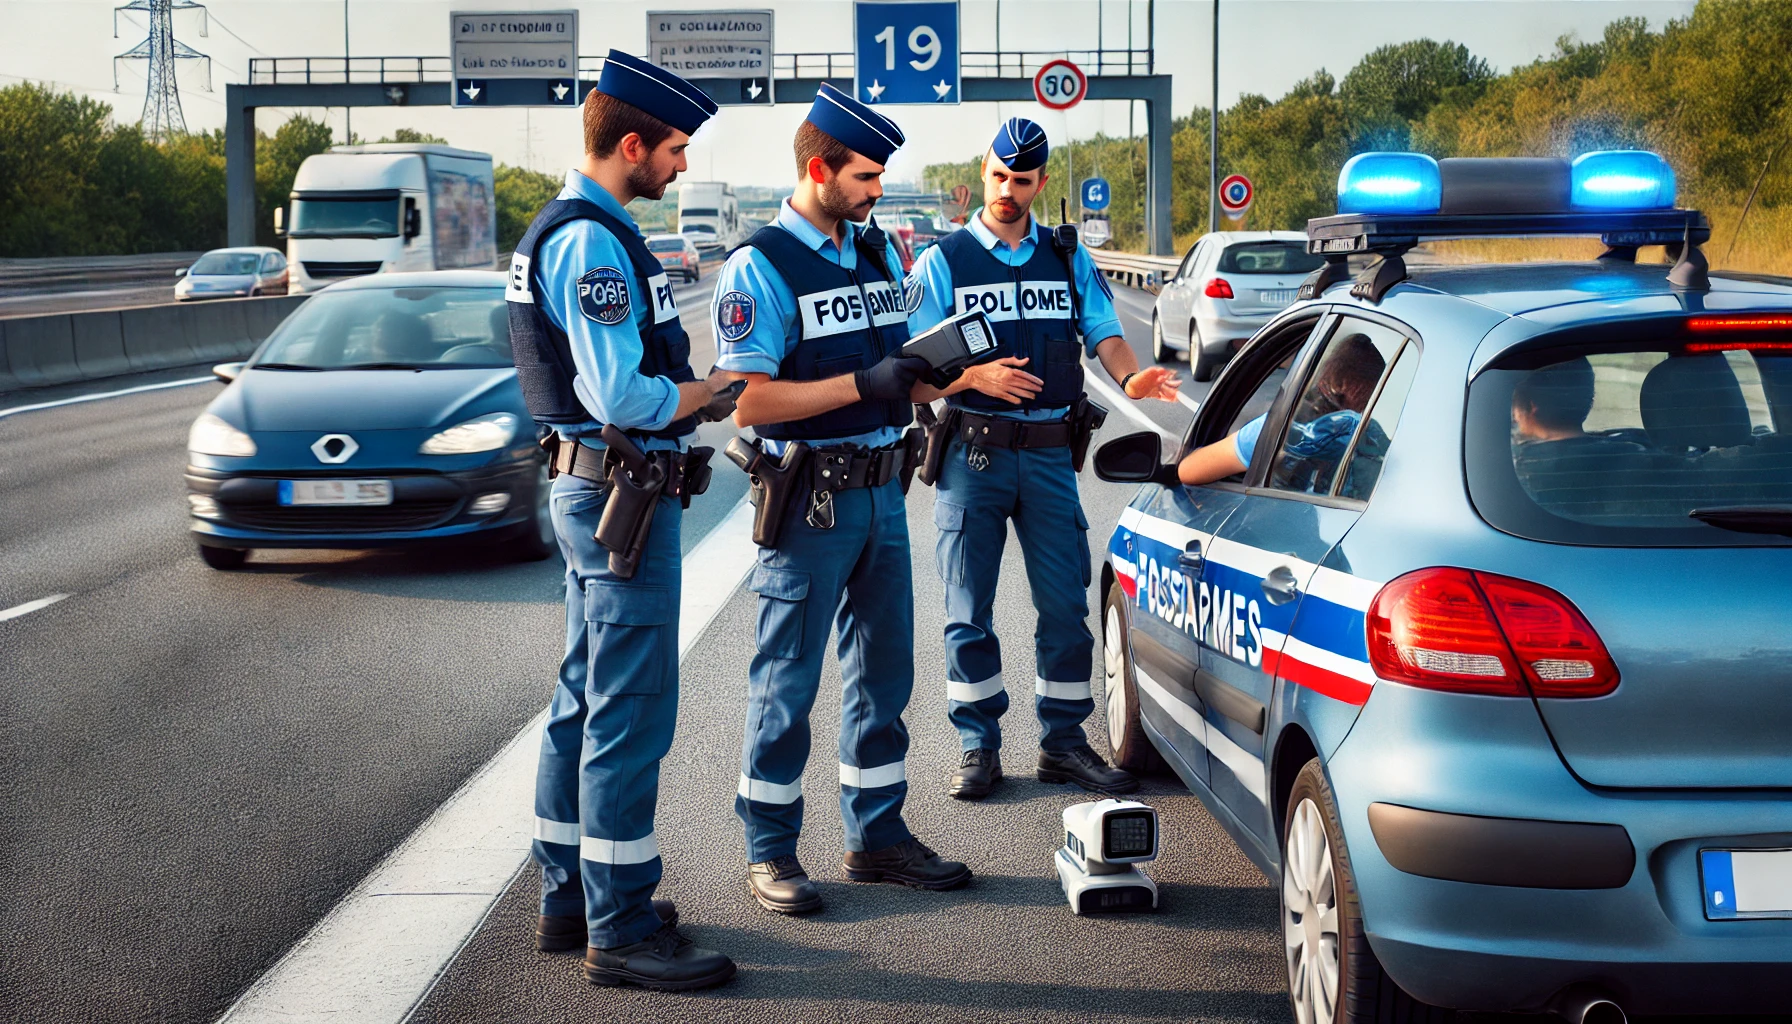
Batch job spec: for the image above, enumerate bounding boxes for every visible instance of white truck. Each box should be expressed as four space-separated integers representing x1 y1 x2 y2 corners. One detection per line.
276 144 498 293
677 181 743 251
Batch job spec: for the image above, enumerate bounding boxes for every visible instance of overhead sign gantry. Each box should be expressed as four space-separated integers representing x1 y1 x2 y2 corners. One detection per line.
449 10 578 107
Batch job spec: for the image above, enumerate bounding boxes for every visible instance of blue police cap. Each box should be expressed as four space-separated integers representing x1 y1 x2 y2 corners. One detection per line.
991 117 1049 172
805 83 905 165
596 49 718 136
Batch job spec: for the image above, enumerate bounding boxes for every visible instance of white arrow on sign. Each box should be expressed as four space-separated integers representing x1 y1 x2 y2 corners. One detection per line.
748 81 763 100
865 79 885 102
462 84 481 100
932 79 952 100
552 82 569 100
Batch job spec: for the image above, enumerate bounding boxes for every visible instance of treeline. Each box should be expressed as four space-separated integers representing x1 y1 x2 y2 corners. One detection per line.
926 0 1792 260
0 83 565 258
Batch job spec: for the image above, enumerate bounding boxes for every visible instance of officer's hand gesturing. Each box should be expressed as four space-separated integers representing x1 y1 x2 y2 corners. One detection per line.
1124 365 1182 403
961 356 1044 405
855 354 932 402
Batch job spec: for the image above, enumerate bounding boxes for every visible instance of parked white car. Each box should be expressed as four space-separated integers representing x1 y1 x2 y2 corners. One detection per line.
1150 231 1324 380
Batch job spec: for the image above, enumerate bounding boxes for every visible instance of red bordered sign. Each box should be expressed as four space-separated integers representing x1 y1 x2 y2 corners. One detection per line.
1032 59 1086 111
1219 174 1254 215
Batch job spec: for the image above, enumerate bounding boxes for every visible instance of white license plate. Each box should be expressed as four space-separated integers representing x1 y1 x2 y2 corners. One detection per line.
1259 289 1298 304
279 479 392 506
1701 848 1792 919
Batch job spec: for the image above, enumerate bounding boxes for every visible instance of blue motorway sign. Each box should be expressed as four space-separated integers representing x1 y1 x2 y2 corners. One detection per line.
1081 177 1111 211
854 1 960 105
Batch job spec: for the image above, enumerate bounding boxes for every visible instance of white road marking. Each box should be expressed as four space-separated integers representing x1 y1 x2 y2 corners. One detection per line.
0 593 69 623
0 376 214 421
216 497 760 1024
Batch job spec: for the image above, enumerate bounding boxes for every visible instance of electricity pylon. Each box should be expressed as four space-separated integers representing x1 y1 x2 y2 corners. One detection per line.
114 0 211 141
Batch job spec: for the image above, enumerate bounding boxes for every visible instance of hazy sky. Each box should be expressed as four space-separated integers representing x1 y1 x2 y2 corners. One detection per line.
5 0 1696 186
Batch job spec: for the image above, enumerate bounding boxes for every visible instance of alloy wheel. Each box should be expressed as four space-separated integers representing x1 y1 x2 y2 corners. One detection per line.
1283 797 1341 1024
1103 603 1130 752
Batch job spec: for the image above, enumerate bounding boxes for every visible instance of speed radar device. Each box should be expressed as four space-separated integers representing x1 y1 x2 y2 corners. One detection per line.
1056 798 1159 914
900 309 996 387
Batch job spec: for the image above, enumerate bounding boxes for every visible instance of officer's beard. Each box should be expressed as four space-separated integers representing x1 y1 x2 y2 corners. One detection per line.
818 177 875 222
630 162 675 202
987 196 1030 224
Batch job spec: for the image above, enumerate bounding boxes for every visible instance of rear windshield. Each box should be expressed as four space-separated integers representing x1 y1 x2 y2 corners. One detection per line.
1217 241 1326 275
254 287 513 370
647 239 686 253
1467 336 1792 546
191 252 261 276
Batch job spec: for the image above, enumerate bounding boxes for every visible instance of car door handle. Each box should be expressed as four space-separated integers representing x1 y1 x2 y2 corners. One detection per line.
1177 540 1205 574
1261 566 1301 605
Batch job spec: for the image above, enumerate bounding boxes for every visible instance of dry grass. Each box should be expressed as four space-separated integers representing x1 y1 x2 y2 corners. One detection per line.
1420 203 1792 278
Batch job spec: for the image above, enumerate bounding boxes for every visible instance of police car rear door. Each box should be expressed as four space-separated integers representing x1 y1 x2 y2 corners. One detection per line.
1198 313 1417 844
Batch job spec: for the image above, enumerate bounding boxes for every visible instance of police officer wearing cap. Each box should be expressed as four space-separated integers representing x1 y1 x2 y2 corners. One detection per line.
713 84 976 916
906 118 1182 801
507 50 737 991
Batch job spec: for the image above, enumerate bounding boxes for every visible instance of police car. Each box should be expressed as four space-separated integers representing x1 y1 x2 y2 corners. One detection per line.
1092 151 1792 1021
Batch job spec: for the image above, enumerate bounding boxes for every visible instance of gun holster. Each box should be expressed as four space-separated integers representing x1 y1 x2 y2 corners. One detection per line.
725 436 810 548
1068 393 1110 473
913 402 961 488
680 446 715 509
899 426 926 495
594 425 666 579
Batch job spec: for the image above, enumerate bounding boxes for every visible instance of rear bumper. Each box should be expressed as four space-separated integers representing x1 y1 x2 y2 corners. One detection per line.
1326 683 1792 1014
1193 312 1273 356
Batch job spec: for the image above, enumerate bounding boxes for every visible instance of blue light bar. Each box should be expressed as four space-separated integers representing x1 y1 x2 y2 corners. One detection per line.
1337 152 1442 215
1571 151 1676 210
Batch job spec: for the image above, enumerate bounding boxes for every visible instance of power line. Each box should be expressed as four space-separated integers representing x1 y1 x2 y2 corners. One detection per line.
113 0 211 139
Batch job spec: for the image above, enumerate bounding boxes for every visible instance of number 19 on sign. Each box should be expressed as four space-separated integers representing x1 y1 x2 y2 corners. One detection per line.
855 1 960 104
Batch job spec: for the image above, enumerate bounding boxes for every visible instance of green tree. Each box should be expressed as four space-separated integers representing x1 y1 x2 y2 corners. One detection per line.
374 128 449 145
1340 39 1494 148
494 164 560 252
255 115 334 247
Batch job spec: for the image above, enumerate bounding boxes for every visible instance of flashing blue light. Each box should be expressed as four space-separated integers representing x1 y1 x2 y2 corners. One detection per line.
1571 151 1676 210
1337 152 1442 215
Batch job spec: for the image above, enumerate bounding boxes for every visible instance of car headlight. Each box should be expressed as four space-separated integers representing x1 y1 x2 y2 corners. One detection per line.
188 413 257 456
419 412 519 455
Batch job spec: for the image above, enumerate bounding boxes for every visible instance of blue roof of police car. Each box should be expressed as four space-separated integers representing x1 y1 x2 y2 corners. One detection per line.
318 270 505 291
1331 260 1792 317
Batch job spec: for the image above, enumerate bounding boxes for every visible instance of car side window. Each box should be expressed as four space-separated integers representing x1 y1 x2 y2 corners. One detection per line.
1265 317 1409 496
1336 342 1420 500
260 253 282 273
1176 242 1203 282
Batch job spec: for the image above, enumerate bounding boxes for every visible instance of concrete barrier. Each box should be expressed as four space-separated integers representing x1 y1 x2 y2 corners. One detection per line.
0 295 306 395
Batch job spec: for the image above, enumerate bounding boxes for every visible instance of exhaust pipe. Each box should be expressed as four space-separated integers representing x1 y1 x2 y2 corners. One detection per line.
1558 993 1626 1024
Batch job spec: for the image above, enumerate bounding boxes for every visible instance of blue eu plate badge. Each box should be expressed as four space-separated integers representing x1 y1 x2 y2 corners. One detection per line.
717 290 755 343
577 267 631 325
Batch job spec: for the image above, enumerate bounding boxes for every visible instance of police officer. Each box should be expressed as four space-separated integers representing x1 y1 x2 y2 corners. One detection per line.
508 50 737 991
906 118 1182 800
713 84 973 915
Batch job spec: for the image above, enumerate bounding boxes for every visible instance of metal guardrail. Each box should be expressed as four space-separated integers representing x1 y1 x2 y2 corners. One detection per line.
0 252 203 299
1090 249 1180 293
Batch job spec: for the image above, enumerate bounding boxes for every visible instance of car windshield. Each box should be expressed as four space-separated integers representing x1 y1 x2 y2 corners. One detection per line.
290 197 400 238
1467 337 1792 546
1217 241 1325 275
253 287 513 370
681 207 718 218
191 253 261 276
647 239 686 253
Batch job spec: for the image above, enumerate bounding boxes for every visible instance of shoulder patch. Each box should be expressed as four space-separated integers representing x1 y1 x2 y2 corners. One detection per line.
902 273 925 313
716 290 756 343
576 267 631 325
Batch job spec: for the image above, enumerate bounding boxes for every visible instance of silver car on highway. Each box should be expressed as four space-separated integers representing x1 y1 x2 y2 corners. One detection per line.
1151 231 1324 380
175 246 290 302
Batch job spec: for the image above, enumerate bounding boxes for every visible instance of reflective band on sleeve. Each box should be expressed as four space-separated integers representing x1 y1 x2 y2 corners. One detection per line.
1035 677 1093 700
579 832 661 865
738 773 803 805
946 673 1006 703
533 816 581 846
839 759 906 789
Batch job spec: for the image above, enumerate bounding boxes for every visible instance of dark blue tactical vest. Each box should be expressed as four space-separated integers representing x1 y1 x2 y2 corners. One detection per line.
937 224 1084 412
505 197 696 438
744 222 913 442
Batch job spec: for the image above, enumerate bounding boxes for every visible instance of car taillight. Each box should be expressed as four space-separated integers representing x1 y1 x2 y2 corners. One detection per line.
1366 568 1619 698
1203 277 1234 299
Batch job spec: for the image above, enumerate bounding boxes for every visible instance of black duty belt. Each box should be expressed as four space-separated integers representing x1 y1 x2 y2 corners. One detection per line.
957 412 1073 450
808 442 910 492
556 439 702 498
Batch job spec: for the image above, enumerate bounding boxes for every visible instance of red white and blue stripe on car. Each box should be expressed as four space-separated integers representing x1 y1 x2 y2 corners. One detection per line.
1110 505 1379 705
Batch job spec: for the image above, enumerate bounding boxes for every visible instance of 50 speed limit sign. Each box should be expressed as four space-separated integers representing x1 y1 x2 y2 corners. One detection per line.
1032 59 1086 111
1219 174 1254 216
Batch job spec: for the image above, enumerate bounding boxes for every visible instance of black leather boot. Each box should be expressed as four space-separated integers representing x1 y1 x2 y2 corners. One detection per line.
536 898 677 953
584 922 736 991
1037 745 1140 795
948 748 1003 800
843 837 972 890
748 854 823 914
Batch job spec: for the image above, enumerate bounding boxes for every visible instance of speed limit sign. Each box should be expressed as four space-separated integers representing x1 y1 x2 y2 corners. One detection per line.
1032 59 1086 111
1219 174 1254 216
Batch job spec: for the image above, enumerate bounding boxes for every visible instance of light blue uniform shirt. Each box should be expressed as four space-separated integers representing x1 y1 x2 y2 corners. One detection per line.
712 199 908 451
905 208 1125 421
534 169 684 452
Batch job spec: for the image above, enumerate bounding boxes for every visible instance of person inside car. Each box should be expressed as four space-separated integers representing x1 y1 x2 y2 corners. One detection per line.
1175 333 1386 486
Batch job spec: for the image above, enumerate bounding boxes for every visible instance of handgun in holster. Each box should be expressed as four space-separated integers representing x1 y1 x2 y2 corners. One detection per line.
724 436 810 548
912 402 961 488
1068 393 1110 473
679 446 715 509
594 424 666 579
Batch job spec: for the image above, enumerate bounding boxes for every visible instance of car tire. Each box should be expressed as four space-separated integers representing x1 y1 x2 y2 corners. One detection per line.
507 463 556 562
1102 580 1168 775
1190 322 1222 383
1283 758 1451 1024
198 543 248 570
1150 314 1176 364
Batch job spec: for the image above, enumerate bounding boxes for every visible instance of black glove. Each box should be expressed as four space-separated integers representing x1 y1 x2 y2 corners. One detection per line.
854 354 930 402
1150 463 1184 489
695 378 746 423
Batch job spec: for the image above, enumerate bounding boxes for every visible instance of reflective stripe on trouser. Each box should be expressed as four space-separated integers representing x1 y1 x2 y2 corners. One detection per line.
934 438 1094 752
736 479 915 862
531 473 681 950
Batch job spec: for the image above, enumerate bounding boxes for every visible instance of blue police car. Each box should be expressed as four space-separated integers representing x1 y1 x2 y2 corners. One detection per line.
1092 151 1792 1021
184 271 551 569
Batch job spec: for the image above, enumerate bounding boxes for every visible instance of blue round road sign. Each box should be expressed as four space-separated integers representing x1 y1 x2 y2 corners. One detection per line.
1081 177 1110 211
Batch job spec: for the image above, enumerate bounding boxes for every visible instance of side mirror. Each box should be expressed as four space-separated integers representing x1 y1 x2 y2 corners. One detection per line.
175 267 188 278
403 197 421 241
212 362 245 383
1094 430 1165 484
272 207 287 237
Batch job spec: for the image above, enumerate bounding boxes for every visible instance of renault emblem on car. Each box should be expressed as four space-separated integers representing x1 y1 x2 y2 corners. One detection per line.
311 433 358 464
